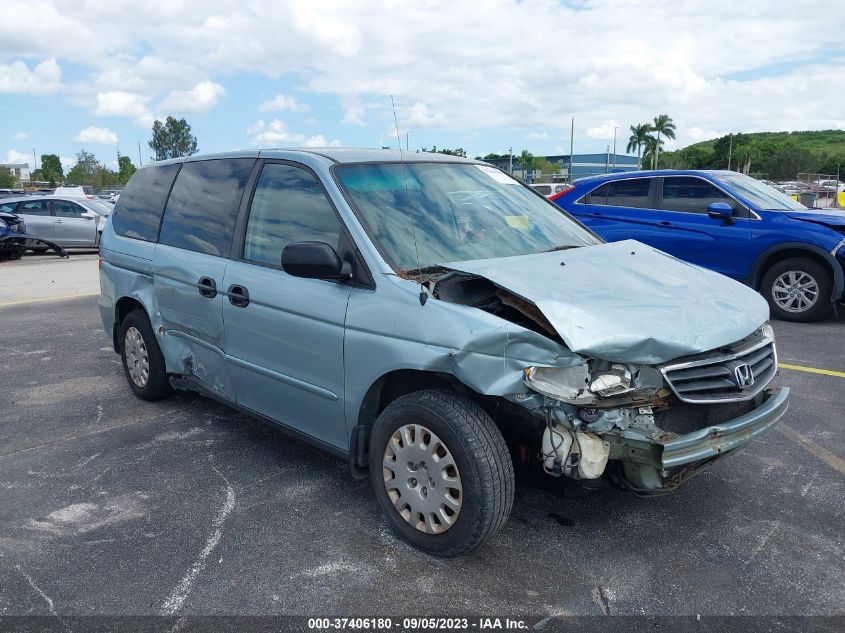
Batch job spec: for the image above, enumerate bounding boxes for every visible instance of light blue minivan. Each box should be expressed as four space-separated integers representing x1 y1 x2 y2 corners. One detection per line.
99 149 789 555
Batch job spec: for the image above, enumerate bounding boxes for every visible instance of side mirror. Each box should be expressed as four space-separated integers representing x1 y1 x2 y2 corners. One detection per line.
281 241 352 282
707 202 735 224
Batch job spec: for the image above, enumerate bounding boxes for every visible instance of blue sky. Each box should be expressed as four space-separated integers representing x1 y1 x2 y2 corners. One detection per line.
2 0 844 172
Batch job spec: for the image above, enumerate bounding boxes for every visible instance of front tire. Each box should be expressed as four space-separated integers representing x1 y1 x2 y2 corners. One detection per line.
369 389 514 557
119 310 172 401
761 257 832 322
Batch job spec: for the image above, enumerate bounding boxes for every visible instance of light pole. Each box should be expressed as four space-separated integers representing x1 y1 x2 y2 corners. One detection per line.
509 147 513 174
612 126 618 168
569 117 575 184
727 133 733 171
406 131 410 151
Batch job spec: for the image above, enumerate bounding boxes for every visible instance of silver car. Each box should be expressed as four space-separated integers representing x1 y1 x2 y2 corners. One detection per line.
0 195 102 249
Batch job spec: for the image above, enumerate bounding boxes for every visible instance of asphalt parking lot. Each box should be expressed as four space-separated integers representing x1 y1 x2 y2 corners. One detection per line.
1 255 843 620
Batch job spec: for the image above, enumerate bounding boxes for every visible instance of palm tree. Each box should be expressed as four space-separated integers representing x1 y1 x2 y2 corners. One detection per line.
651 114 676 169
642 135 664 170
626 123 653 169
518 150 535 181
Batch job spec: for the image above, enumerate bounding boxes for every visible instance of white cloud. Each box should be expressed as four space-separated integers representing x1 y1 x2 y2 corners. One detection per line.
73 126 119 145
0 59 61 94
526 132 548 140
4 149 31 166
159 81 225 115
247 119 339 147
12 132 28 140
258 93 309 112
3 1 845 155
95 91 153 126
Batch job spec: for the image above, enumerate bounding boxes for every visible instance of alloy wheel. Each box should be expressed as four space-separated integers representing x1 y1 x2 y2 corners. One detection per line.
124 326 150 388
772 270 819 314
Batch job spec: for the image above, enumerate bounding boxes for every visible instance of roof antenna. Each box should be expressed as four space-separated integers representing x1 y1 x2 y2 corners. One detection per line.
391 95 427 306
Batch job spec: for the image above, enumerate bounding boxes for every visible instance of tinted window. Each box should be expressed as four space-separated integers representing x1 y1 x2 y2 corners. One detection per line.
17 200 50 216
159 159 254 257
532 185 552 195
111 163 180 241
243 163 342 266
605 179 651 208
0 203 15 213
661 176 733 214
580 183 608 205
52 200 86 217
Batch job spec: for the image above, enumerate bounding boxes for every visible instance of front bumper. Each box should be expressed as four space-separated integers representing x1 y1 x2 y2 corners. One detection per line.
659 386 789 468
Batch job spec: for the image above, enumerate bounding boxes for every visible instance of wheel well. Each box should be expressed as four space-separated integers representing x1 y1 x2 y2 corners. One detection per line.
358 370 456 436
113 297 145 351
754 248 833 290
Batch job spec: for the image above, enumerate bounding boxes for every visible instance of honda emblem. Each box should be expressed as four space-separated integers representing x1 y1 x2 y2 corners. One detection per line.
733 363 754 389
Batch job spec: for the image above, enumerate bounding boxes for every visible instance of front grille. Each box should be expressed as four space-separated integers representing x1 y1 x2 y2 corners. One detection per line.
660 332 777 403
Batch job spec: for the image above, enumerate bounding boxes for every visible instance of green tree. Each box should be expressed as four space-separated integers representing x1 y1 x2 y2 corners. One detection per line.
118 155 137 184
642 136 664 170
0 167 14 188
420 146 466 157
651 114 676 169
41 154 63 186
149 116 198 161
626 123 653 169
533 157 560 176
66 149 99 185
517 150 535 180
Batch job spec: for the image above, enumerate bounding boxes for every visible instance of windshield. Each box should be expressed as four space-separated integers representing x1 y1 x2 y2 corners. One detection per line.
335 162 598 270
81 200 113 216
717 173 807 211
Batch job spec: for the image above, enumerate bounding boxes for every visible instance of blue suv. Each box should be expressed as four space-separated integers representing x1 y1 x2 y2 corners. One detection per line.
552 170 845 322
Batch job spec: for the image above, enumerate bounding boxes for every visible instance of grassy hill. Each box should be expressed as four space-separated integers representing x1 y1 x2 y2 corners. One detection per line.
661 129 845 179
687 130 845 157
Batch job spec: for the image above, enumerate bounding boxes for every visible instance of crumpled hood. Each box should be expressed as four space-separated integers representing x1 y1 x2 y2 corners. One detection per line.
783 209 845 229
442 240 769 365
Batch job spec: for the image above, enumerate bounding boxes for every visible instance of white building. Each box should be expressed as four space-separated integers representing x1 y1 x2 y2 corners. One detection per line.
0 162 31 183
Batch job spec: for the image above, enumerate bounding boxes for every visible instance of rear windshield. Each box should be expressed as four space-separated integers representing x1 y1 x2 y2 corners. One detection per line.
111 164 180 241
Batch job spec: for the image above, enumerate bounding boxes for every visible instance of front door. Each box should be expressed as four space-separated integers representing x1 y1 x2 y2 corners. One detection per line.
50 199 98 246
649 176 753 280
222 161 351 450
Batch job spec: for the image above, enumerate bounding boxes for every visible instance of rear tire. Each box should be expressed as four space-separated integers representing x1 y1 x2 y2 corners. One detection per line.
761 257 832 322
119 310 172 400
369 389 514 557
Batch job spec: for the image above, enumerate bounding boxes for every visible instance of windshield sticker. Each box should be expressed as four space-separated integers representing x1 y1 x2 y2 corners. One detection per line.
475 165 519 184
505 215 531 229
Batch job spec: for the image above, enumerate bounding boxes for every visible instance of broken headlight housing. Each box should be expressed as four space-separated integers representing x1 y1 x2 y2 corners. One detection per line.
524 361 660 405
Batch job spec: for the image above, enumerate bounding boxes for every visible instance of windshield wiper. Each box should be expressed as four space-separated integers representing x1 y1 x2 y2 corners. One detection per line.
541 244 580 253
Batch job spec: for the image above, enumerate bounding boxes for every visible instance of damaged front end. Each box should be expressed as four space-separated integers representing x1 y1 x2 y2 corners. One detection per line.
430 262 789 495
523 325 789 494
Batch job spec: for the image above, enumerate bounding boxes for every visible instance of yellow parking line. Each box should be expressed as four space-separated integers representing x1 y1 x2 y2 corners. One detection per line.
777 425 845 477
779 363 845 379
0 292 100 308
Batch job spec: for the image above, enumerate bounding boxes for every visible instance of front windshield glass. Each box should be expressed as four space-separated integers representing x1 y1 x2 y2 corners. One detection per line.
718 173 807 211
335 162 598 270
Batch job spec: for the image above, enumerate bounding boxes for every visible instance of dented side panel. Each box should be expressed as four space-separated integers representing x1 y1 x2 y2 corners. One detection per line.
343 275 583 438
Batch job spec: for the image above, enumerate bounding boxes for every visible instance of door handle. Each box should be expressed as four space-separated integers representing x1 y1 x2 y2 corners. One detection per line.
54 219 63 224
591 211 603 216
197 277 217 298
659 221 672 226
227 284 250 308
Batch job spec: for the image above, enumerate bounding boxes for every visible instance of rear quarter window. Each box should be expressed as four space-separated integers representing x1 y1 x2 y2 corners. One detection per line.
158 159 255 257
111 163 181 241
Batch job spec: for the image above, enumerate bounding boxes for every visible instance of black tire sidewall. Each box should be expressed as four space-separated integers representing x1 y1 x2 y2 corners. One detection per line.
369 392 503 556
762 257 832 322
119 310 171 400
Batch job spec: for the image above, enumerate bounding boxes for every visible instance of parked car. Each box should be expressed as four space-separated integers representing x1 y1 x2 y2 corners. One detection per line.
100 151 788 556
0 195 101 249
552 170 845 322
53 186 94 198
0 210 27 259
529 182 571 197
79 198 114 237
